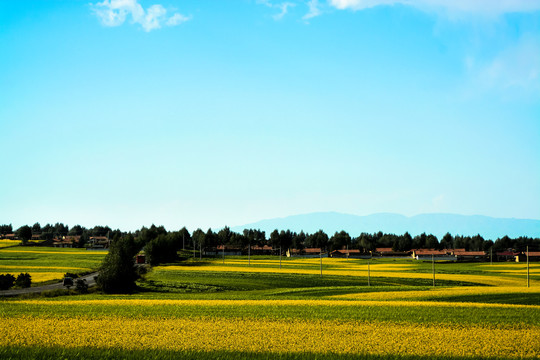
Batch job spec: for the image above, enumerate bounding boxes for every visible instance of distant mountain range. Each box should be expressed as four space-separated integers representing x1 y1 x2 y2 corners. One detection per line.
231 212 540 240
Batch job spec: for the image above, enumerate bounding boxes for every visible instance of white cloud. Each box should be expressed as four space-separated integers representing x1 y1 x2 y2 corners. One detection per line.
303 0 322 20
91 0 191 32
478 36 540 92
257 0 296 20
166 12 191 26
328 0 540 16
463 35 540 97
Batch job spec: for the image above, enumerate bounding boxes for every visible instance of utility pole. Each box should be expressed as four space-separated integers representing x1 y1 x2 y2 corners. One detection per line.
432 254 435 287
182 233 185 251
248 240 251 266
367 258 371 287
222 243 225 265
346 244 349 261
527 246 530 288
199 241 202 260
279 246 282 269
490 247 493 265
193 239 195 259
320 248 322 277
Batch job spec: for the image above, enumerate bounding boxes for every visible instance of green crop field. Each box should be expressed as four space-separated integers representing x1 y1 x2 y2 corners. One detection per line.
1 251 539 359
0 246 107 284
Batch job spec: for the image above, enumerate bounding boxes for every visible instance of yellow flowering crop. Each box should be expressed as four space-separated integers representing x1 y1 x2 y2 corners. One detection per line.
0 240 20 248
1 316 538 358
16 298 540 310
159 263 536 286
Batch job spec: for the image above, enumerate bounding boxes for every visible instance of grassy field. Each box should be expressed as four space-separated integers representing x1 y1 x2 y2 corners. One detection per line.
0 245 106 284
0 239 20 248
1 251 539 359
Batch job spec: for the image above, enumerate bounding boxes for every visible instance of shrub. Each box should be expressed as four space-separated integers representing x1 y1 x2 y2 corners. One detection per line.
15 273 32 288
75 279 88 293
0 273 16 290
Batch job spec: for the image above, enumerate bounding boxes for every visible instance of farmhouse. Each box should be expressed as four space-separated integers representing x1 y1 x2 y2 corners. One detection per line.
204 245 242 256
88 236 110 249
373 247 412 257
515 251 540 262
330 249 370 259
412 249 456 261
249 245 274 255
52 236 81 248
286 248 326 258
496 250 520 262
452 250 488 261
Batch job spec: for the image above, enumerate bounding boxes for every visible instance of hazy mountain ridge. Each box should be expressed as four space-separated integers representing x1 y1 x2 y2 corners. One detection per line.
232 212 540 240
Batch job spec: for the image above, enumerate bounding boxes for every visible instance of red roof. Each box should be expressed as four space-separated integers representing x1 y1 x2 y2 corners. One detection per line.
454 251 486 256
497 251 519 256
414 249 448 255
251 245 273 251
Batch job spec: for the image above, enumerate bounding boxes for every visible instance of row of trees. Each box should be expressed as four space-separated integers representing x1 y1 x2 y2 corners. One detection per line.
0 223 122 246
3 223 539 253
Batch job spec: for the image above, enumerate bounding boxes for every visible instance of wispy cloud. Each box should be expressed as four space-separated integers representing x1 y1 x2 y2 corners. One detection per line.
303 0 322 21
466 35 540 95
91 0 191 32
328 0 540 16
257 0 296 20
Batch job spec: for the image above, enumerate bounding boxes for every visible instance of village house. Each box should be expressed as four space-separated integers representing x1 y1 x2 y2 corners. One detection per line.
52 236 81 248
286 248 326 258
330 249 370 259
88 236 110 249
412 249 456 261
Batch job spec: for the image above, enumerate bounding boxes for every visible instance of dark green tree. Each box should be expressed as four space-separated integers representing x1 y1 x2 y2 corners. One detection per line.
330 231 352 251
31 222 41 234
15 273 31 288
97 235 139 293
17 225 32 245
144 234 177 266
0 224 13 235
0 274 15 290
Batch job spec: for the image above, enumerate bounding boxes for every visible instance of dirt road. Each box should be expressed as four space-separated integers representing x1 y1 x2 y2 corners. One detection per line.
0 272 98 297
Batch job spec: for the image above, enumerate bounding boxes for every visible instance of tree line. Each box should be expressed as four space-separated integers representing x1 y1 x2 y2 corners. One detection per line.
2 222 538 255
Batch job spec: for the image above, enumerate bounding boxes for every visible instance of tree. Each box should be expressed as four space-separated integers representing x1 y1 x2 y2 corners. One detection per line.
305 230 329 250
330 231 351 251
0 274 15 290
0 224 12 235
68 225 85 236
75 279 89 293
31 222 41 234
17 225 32 245
97 235 139 293
15 273 31 288
269 229 280 250
292 231 306 251
144 234 177 266
440 233 453 249
218 226 232 246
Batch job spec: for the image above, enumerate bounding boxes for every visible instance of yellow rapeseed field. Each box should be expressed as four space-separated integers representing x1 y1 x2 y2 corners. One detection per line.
159 263 536 286
0 240 19 248
16 298 540 310
1 316 538 358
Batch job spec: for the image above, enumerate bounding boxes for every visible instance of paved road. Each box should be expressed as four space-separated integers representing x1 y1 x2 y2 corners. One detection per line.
0 272 99 297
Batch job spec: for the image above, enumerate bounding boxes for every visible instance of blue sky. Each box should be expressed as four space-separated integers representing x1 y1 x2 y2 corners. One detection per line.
1 0 539 231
